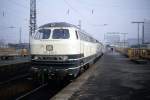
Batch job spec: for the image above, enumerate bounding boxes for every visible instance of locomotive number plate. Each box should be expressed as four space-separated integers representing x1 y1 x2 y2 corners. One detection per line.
46 45 53 51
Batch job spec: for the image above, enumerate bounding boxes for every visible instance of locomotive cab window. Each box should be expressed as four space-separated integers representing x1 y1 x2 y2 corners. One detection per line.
52 29 70 39
75 30 78 39
35 29 51 39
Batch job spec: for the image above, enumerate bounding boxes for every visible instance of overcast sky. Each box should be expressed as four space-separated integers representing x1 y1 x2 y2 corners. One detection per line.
0 0 150 43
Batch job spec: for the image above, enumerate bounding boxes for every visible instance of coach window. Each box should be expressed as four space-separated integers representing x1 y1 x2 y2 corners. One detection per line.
52 29 70 39
35 29 51 39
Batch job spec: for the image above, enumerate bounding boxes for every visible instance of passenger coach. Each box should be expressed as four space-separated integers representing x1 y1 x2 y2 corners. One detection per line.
31 22 103 78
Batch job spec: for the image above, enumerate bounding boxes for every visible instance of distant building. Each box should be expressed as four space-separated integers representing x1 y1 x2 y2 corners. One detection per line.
104 32 128 48
105 33 120 44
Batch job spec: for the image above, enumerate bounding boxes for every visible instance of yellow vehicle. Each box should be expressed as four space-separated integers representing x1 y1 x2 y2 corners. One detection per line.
117 46 150 60
19 48 29 57
127 48 140 60
140 49 150 60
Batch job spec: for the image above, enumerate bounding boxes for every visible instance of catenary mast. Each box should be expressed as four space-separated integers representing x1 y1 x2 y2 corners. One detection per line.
30 0 37 37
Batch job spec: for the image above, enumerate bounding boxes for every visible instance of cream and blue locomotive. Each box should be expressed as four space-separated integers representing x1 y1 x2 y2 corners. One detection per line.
31 22 103 79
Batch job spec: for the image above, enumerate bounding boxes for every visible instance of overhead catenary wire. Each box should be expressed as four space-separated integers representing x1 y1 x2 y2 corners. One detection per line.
6 0 29 10
74 0 95 14
63 0 82 16
0 0 29 19
63 0 94 16
63 0 106 27
0 0 29 27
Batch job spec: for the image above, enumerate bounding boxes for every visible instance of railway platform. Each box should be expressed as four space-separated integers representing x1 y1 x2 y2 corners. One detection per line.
52 51 150 100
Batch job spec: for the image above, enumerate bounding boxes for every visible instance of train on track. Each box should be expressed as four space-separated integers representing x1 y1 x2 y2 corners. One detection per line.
31 22 104 79
0 48 29 60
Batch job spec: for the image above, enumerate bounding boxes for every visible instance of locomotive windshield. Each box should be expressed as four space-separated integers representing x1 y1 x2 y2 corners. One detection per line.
34 29 51 39
52 29 70 39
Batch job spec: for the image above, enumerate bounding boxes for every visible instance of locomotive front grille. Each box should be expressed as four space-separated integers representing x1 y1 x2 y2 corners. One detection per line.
32 54 84 61
32 55 68 61
39 56 56 60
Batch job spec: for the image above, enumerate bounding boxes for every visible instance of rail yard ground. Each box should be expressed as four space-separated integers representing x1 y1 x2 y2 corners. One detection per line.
52 51 150 100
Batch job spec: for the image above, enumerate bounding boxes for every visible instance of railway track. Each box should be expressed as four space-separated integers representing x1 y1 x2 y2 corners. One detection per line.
0 74 71 100
0 73 30 86
0 75 45 100
0 69 91 100
15 78 71 100
0 60 70 100
16 83 48 100
21 57 101 100
0 56 101 100
0 61 31 84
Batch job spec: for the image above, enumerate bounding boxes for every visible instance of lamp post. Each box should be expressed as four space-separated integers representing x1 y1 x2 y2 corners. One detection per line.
19 27 22 44
142 23 144 44
131 21 144 48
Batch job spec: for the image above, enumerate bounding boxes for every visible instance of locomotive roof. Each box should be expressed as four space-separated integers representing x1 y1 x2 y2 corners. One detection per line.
39 22 101 44
39 22 79 28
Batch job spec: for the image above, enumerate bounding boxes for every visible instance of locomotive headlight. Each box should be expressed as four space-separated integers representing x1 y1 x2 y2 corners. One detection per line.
61 56 68 61
32 56 38 60
34 56 38 60
46 45 53 51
